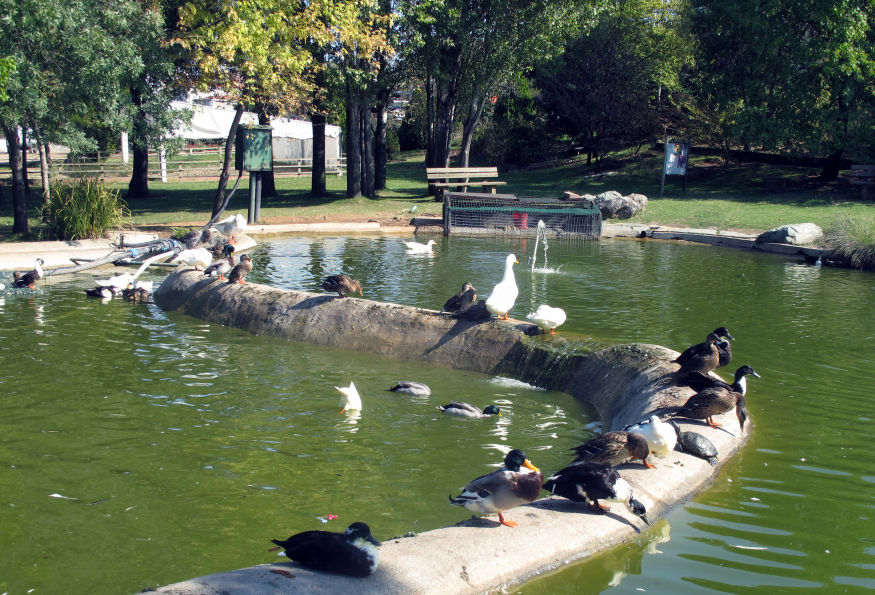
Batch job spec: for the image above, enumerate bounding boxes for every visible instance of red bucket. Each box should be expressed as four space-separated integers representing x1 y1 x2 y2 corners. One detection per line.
512 212 529 229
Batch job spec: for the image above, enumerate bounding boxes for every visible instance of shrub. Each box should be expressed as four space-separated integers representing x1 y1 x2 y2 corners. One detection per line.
822 215 875 271
386 126 401 161
42 179 131 240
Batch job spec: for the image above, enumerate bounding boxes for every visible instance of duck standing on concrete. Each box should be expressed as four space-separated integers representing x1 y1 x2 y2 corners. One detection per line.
437 401 500 418
203 245 236 280
675 327 734 369
620 415 677 457
440 282 477 313
667 365 760 430
179 227 213 250
450 299 491 321
15 258 44 289
673 332 722 374
211 213 247 244
543 462 651 525
320 274 363 298
485 254 519 320
449 449 542 527
270 522 381 577
526 304 567 335
570 431 656 469
227 254 253 284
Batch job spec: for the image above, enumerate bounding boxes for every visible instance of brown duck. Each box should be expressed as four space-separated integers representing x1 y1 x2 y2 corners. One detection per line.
227 254 253 284
320 274 363 298
440 282 476 313
570 431 655 469
673 332 722 374
669 365 760 429
675 327 733 369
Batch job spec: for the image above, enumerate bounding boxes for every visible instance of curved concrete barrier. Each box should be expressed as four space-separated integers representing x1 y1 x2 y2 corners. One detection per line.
146 269 749 595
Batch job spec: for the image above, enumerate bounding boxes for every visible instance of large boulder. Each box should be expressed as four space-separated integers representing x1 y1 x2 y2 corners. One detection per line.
756 223 823 246
593 191 648 219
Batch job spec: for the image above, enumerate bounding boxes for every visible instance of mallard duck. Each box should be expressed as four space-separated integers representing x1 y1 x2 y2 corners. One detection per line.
485 254 519 320
543 462 651 525
449 449 543 527
669 421 719 466
674 327 733 369
336 381 362 413
526 304 567 335
211 213 247 244
437 401 500 418
179 227 213 250
440 282 477 313
169 247 212 270
672 332 722 374
386 381 431 396
668 365 760 429
122 286 151 302
570 431 655 469
620 415 677 457
270 522 380 577
451 299 492 320
84 287 113 298
403 239 435 253
320 274 363 298
15 258 44 289
227 254 253 284
203 245 235 280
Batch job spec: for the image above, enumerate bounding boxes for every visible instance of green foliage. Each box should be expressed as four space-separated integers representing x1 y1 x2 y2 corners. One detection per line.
41 179 130 240
822 215 875 271
386 126 401 161
0 56 15 102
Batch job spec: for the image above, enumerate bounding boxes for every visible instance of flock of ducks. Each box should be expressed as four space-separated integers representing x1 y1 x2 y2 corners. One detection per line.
272 323 761 578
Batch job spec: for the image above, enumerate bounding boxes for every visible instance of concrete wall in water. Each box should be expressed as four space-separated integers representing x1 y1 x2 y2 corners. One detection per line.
146 269 749 595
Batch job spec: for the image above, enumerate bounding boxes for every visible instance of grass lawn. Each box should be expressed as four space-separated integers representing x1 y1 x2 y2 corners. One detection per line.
1 147 872 240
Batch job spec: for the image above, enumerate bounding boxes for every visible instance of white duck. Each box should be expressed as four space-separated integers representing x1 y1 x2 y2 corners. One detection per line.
211 213 247 244
169 248 213 270
621 415 678 457
526 304 567 335
485 254 519 320
336 381 362 413
96 271 134 290
403 239 435 253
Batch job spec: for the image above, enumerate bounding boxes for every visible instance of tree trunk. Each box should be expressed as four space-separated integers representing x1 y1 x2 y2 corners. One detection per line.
32 122 50 206
257 110 278 198
362 102 374 198
1 120 28 234
374 95 389 191
21 126 30 195
459 88 488 167
127 86 151 199
819 148 843 182
433 79 457 168
345 82 362 199
426 74 436 168
213 104 245 218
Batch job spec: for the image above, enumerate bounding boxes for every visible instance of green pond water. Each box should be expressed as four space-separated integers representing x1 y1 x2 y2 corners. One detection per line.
1 235 874 595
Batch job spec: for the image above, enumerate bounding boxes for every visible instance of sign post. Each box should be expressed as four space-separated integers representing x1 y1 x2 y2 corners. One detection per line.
660 137 689 195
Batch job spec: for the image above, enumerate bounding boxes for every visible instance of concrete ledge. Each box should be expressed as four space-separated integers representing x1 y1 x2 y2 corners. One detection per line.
146 270 749 595
0 233 159 270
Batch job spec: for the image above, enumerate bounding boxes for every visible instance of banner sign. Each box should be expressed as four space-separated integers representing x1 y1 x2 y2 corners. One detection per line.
665 142 689 176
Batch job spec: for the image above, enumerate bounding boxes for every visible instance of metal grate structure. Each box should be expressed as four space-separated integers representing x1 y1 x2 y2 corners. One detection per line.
443 192 602 239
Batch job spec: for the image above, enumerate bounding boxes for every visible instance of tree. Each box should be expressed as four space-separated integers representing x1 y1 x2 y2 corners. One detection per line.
687 0 875 180
535 0 689 166
0 0 146 234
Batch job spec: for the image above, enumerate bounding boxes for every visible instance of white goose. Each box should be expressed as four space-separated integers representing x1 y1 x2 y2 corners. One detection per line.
336 382 362 413
527 304 567 335
403 239 435 253
485 254 519 320
211 213 247 244
169 248 213 270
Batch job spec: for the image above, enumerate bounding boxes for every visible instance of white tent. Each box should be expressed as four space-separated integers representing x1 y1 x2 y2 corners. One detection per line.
170 101 341 140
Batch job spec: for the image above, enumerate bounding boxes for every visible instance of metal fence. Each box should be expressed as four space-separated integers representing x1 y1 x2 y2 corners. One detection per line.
443 192 602 239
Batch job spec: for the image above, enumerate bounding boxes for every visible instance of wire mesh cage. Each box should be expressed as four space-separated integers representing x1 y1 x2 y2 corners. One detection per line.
443 192 602 239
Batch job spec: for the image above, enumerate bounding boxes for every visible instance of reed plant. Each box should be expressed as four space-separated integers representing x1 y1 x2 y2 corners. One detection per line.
822 214 875 271
42 179 131 240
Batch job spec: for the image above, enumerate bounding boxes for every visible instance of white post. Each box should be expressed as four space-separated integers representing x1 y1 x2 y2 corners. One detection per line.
660 134 669 196
160 147 167 182
121 132 129 164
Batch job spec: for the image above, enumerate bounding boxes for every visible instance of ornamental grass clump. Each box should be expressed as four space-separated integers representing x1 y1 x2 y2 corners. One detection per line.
822 215 875 271
42 179 131 240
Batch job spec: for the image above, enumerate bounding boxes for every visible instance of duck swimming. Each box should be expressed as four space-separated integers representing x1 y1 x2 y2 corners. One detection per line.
84 287 114 299
449 449 543 527
270 522 381 577
386 381 431 396
543 462 651 525
403 239 435 253
570 431 655 469
15 258 44 289
320 274 363 298
336 381 362 413
437 401 500 418
440 282 477 313
667 365 760 429
485 254 519 320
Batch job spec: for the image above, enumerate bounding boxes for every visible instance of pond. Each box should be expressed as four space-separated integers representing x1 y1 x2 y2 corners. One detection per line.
1 234 874 595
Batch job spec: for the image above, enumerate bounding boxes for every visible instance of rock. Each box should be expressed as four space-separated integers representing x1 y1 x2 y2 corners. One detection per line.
755 223 823 246
593 191 647 220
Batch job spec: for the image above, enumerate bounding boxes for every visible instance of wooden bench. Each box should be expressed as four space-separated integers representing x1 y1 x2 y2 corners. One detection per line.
426 167 505 201
849 165 875 201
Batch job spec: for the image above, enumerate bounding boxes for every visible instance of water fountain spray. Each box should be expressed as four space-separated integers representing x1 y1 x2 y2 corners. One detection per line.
531 220 548 273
